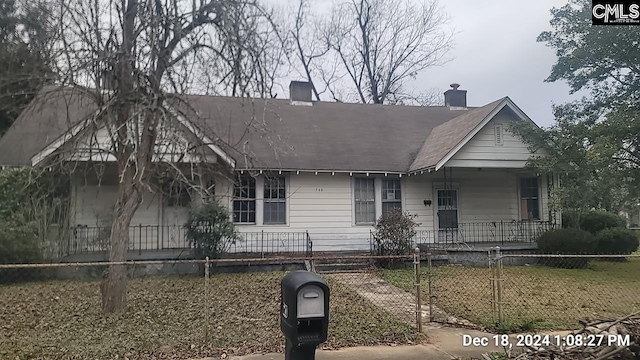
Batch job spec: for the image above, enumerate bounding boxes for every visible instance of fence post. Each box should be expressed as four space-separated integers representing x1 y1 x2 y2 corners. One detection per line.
489 248 497 324
427 250 434 322
204 256 210 343
138 224 142 255
414 248 422 332
261 230 264 258
496 247 504 324
489 247 505 326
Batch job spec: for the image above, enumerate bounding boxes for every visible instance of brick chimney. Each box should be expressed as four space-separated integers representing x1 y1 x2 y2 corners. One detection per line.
444 83 467 108
289 81 313 104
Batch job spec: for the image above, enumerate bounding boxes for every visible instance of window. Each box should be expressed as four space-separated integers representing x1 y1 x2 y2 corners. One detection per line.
354 178 375 224
495 124 504 146
264 177 286 224
382 179 402 214
233 177 256 223
520 177 540 220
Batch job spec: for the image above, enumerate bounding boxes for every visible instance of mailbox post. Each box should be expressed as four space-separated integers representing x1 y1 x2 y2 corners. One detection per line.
280 271 330 360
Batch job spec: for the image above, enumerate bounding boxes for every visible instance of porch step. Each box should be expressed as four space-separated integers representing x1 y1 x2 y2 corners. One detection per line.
317 269 370 274
313 259 371 273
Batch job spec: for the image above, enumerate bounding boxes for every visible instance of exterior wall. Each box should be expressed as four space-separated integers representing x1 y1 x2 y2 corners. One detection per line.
217 173 370 252
447 108 534 168
73 184 161 226
216 169 551 251
70 172 191 252
69 168 552 252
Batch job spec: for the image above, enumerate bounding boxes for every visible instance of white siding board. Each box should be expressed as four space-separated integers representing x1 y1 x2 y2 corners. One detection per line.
448 108 534 167
219 173 368 251
403 175 433 231
71 167 552 252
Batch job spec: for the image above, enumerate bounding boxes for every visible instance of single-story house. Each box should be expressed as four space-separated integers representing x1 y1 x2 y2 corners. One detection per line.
0 82 558 258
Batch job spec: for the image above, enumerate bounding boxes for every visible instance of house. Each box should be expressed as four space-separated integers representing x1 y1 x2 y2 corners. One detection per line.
0 82 558 259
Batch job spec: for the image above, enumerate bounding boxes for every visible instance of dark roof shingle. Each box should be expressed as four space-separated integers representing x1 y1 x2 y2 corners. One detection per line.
0 88 505 172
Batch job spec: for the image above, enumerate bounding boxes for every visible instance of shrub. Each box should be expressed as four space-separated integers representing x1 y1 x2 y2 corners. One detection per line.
0 222 46 283
536 228 598 268
595 228 640 255
562 210 626 235
372 209 419 267
185 201 239 259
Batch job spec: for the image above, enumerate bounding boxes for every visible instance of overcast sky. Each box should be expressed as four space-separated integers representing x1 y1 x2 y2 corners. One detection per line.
279 0 584 127
417 0 580 127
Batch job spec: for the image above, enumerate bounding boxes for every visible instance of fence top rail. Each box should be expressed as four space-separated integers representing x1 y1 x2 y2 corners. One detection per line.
500 254 640 259
0 254 415 269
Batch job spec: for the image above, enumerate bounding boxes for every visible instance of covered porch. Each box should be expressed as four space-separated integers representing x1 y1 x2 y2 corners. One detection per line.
397 166 559 250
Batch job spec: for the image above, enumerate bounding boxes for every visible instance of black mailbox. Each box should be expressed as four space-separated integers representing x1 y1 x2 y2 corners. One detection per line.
280 271 330 360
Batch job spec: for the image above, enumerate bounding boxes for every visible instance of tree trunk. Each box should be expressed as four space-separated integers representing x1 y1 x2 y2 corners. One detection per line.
100 166 142 312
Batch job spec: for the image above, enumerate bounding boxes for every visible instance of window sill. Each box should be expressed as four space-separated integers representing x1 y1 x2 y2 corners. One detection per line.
354 223 375 227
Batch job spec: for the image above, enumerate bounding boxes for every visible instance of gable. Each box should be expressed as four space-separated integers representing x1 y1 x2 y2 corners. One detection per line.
59 121 219 164
445 106 537 168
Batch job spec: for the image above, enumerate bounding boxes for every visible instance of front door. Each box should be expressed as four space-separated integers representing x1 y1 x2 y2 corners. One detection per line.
436 189 459 244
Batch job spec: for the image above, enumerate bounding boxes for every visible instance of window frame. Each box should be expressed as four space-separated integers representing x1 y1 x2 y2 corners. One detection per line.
519 176 541 221
263 176 287 225
353 177 376 225
381 179 402 215
232 176 256 224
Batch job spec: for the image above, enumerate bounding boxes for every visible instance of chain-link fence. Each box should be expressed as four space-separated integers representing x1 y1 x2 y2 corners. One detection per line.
0 255 423 359
413 250 640 332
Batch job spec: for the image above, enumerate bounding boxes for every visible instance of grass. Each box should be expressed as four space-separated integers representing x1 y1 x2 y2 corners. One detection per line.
379 257 640 332
0 272 418 359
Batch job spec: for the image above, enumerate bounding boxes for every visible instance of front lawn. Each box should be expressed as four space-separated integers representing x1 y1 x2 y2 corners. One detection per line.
0 272 418 359
379 257 640 331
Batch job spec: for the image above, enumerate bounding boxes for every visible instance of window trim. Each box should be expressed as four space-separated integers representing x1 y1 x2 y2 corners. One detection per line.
232 176 257 224
352 177 377 225
518 176 541 221
263 176 287 225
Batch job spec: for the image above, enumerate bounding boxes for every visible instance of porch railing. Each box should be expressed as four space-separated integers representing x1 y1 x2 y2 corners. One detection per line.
370 220 555 253
413 221 555 249
68 226 311 257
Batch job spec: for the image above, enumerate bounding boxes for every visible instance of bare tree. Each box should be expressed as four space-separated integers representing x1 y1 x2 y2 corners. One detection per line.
44 0 282 312
288 0 330 101
321 0 452 104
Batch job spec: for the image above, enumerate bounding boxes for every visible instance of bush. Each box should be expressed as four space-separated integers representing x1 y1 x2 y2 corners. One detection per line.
0 223 46 283
562 210 626 235
595 228 640 255
185 201 239 259
536 228 598 268
372 209 419 267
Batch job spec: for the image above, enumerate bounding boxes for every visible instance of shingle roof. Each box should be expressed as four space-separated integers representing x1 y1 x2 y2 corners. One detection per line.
0 87 98 166
0 87 507 172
